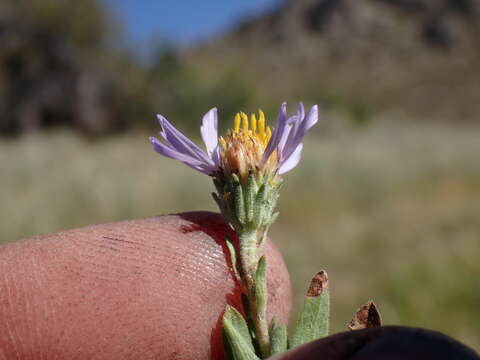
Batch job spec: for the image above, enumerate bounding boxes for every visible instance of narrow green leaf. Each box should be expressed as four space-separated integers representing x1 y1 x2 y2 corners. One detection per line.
269 317 288 356
223 329 235 360
267 212 279 226
255 256 267 317
265 187 280 220
272 180 283 194
223 306 260 360
244 173 257 223
290 271 330 348
231 173 241 184
241 293 256 341
268 317 277 337
253 184 268 227
233 181 246 225
225 236 240 279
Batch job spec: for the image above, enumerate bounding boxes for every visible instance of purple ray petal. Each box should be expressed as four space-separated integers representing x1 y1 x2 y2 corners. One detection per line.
302 104 318 132
263 102 288 163
297 105 318 137
150 137 204 165
277 116 296 160
210 145 221 168
183 162 218 174
279 143 303 174
281 103 305 160
157 114 214 165
278 111 305 162
150 137 217 175
150 123 218 176
282 104 319 162
200 108 218 158
297 102 305 122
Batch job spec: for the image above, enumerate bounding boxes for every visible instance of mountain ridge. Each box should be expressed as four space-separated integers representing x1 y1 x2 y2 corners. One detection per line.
189 0 480 122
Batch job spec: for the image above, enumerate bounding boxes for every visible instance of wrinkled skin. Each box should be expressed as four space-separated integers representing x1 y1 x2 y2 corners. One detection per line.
0 212 291 359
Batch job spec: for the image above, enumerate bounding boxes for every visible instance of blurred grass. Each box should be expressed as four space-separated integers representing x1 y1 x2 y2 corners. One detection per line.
1 117 479 350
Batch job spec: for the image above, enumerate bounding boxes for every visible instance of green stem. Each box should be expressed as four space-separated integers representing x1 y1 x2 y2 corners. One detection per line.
239 231 270 358
239 231 257 284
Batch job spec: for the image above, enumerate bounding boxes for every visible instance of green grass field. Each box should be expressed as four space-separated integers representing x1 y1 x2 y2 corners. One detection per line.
1 118 479 350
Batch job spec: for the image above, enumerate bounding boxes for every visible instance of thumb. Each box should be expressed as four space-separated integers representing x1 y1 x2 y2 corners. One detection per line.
0 211 292 359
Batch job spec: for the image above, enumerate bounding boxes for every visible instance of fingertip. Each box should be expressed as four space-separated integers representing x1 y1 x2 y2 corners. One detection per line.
0 212 292 359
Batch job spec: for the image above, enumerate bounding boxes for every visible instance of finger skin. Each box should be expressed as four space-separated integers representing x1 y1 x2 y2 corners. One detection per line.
273 326 479 360
0 212 292 359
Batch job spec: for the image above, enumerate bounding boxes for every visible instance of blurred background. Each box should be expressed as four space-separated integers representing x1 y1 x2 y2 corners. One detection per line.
0 0 479 351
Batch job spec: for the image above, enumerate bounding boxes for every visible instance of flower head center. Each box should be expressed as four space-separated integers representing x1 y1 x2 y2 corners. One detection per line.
218 110 277 180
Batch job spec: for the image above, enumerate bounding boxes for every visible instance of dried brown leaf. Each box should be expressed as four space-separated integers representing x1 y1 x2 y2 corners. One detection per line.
348 300 382 330
307 270 329 297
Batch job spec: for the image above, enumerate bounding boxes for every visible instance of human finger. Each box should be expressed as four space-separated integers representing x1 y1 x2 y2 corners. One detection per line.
0 211 292 359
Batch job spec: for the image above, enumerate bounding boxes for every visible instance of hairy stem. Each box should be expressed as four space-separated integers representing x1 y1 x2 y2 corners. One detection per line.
239 230 270 358
239 231 258 284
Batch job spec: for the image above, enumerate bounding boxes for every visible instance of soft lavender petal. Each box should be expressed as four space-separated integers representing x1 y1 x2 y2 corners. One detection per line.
211 145 221 168
262 102 287 163
282 104 319 161
150 137 204 165
157 114 214 165
277 115 297 160
183 162 218 175
158 115 207 161
302 104 318 131
159 127 167 139
287 102 305 143
295 105 318 141
200 108 218 158
279 110 307 160
150 137 216 175
296 102 305 124
278 143 303 174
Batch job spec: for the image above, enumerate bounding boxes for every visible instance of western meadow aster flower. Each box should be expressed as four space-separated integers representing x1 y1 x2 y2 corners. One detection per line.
149 102 319 359
149 102 318 181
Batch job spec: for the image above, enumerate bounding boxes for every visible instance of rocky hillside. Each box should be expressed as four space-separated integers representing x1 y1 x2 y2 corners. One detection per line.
191 0 480 122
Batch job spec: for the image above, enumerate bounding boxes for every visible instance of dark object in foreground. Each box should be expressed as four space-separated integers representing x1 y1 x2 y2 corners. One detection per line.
273 326 479 360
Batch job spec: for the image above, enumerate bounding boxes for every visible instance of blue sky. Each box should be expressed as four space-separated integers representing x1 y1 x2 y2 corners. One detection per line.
104 0 281 47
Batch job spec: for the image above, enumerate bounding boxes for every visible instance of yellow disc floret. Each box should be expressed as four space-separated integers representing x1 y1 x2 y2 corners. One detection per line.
219 110 277 181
